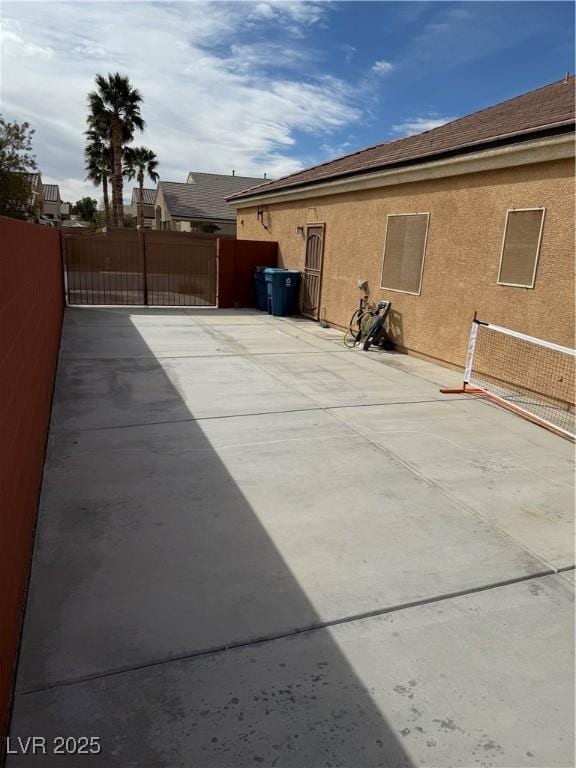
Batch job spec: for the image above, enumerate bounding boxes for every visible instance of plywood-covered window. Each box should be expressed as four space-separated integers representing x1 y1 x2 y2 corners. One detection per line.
498 208 545 288
380 213 429 295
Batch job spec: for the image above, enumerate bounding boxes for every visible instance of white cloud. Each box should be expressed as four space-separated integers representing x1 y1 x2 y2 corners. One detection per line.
392 115 456 136
1 19 53 58
72 42 108 59
1 1 358 202
247 1 328 33
371 60 394 76
224 42 316 75
320 140 353 159
342 44 356 64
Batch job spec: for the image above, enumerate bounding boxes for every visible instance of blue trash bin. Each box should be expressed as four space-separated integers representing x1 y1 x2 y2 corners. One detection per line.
253 267 269 312
263 268 285 314
264 269 301 317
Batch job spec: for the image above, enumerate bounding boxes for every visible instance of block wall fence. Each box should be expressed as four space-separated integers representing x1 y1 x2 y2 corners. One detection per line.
0 217 64 745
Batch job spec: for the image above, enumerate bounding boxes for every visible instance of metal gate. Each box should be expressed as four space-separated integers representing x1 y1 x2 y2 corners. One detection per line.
63 230 218 306
301 223 325 319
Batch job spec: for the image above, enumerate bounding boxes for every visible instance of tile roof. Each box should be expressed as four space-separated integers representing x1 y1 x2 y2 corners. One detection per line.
23 172 41 186
17 173 42 206
131 187 157 206
161 172 264 220
230 77 575 201
42 184 60 202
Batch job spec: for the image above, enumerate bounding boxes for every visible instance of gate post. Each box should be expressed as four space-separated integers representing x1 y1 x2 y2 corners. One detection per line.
217 238 236 308
60 229 69 305
139 229 148 306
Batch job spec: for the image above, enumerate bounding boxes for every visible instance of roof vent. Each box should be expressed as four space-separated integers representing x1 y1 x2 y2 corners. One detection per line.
232 169 235 176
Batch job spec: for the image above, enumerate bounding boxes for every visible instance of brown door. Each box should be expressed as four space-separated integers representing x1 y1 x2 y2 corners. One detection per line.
301 224 325 319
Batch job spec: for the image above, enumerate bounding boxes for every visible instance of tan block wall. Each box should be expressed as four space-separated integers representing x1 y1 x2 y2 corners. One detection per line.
237 158 575 368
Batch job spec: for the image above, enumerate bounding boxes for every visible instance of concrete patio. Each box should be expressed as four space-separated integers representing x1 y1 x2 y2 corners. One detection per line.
8 307 575 767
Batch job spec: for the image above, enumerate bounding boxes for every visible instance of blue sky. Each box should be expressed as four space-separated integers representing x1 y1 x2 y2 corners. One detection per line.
1 1 574 202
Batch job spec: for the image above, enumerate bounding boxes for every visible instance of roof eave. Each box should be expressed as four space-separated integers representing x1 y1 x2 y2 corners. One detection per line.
169 213 235 223
228 121 575 204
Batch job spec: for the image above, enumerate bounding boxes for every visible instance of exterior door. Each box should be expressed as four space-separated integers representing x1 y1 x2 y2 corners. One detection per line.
302 223 325 319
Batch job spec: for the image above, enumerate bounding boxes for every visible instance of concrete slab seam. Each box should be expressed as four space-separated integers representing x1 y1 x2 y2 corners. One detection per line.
49 397 471 436
15 567 557 699
327 406 566 574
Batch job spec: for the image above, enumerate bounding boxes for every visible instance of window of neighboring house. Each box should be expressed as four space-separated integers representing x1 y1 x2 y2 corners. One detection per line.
380 213 430 295
498 208 545 288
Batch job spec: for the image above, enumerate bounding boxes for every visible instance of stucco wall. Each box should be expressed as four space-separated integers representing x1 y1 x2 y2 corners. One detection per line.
237 158 575 367
42 200 61 220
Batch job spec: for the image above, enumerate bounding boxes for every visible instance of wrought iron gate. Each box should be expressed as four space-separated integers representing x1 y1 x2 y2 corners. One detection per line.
63 230 218 307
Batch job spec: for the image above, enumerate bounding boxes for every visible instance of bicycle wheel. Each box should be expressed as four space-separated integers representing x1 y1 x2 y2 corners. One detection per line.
343 308 362 348
343 327 360 347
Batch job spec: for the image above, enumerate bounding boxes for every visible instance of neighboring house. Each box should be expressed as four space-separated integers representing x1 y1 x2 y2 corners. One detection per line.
128 187 156 228
60 202 71 221
154 172 264 234
19 172 43 219
229 77 575 368
41 184 62 223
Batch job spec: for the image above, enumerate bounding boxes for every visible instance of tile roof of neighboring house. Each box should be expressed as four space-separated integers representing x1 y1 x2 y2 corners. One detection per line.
42 184 60 202
22 172 41 186
131 187 157 206
229 77 575 201
17 172 42 207
161 173 264 220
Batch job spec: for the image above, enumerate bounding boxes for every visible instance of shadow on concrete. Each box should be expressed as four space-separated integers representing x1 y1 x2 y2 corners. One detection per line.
10 308 415 768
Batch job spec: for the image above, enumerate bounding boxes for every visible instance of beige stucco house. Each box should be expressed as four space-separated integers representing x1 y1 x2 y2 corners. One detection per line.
229 78 575 369
154 172 264 234
19 173 43 220
128 187 156 228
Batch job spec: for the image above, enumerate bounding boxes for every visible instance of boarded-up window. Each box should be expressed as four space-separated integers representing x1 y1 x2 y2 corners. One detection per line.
498 208 545 288
380 213 429 294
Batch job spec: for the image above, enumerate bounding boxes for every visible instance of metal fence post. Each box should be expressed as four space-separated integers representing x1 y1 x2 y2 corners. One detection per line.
60 229 68 305
139 229 148 306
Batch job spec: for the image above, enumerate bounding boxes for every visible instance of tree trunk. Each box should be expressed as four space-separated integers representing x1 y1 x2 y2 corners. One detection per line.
109 142 117 228
102 173 111 229
111 119 124 228
137 170 144 229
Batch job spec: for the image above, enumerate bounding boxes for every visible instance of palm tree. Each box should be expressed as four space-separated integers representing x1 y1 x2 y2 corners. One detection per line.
84 129 112 228
87 73 144 227
124 146 159 228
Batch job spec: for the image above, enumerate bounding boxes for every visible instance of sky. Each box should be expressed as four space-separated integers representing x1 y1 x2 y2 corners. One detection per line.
1 0 574 203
